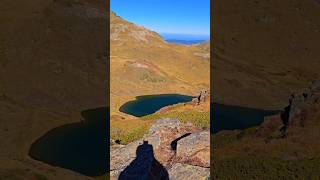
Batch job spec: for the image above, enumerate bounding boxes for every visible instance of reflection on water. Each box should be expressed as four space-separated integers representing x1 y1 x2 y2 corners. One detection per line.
119 94 194 117
29 107 109 176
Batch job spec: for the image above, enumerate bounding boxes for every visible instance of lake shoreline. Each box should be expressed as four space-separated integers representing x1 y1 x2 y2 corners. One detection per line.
211 103 280 134
119 94 195 117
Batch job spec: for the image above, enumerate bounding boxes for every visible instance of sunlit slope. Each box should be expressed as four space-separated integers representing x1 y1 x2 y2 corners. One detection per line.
110 12 210 115
212 0 320 109
0 0 107 179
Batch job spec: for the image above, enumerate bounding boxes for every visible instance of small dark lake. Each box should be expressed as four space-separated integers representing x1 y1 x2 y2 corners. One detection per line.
211 103 279 133
119 94 194 117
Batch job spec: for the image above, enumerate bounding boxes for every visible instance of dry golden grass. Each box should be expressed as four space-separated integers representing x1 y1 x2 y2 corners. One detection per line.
212 0 320 110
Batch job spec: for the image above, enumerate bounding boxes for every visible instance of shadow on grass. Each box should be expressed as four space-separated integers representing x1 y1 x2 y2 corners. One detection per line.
29 107 109 176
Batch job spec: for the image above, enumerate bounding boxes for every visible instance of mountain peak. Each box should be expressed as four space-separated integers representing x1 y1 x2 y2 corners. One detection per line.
110 11 164 44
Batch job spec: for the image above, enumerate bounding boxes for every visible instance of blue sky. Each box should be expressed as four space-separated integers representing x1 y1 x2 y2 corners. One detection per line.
111 0 210 36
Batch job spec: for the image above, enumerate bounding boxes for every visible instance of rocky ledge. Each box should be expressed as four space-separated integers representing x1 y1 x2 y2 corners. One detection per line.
110 118 210 180
256 80 320 138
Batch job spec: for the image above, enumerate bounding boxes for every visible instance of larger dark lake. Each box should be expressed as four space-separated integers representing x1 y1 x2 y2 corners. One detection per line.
120 94 278 133
211 103 279 133
119 94 194 117
28 97 278 176
29 107 109 177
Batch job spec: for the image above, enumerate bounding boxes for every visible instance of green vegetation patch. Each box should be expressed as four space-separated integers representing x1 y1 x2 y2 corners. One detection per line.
111 123 152 144
140 72 166 83
32 172 48 180
212 134 239 148
213 156 320 180
141 110 210 129
95 174 109 180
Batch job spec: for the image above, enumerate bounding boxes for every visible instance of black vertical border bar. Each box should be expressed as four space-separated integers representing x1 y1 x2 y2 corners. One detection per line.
210 0 214 177
105 0 111 175
104 0 110 176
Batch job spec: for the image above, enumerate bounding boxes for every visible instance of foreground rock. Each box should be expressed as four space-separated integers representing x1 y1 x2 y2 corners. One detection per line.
168 163 210 180
110 118 210 180
176 131 210 167
110 141 169 180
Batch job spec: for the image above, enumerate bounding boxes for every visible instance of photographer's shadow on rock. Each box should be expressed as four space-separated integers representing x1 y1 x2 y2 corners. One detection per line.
119 141 169 180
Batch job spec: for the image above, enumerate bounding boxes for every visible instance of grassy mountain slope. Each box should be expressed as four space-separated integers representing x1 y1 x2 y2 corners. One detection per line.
110 12 210 115
110 12 210 145
0 0 107 179
212 0 320 110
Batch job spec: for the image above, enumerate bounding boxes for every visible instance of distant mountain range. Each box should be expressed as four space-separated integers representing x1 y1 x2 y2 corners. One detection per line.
160 33 209 45
165 39 208 45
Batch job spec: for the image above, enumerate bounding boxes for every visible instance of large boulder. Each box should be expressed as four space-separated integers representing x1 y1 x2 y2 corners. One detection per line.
256 80 320 138
110 118 210 180
191 90 210 105
283 80 320 128
176 131 210 167
111 141 169 180
168 163 210 180
143 118 198 166
110 141 140 172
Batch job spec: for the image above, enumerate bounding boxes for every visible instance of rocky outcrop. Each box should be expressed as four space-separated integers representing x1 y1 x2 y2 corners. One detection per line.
283 80 320 128
255 114 283 138
168 163 210 180
110 118 210 180
110 140 169 180
191 90 210 105
256 80 320 138
144 118 198 166
176 131 210 167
